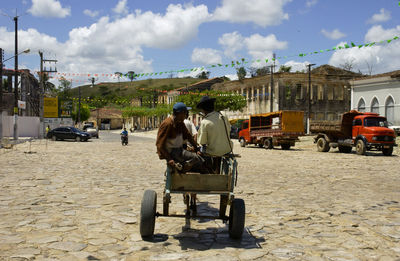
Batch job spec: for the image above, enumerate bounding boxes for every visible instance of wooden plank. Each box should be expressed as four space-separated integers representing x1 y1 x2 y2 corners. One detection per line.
170 173 230 192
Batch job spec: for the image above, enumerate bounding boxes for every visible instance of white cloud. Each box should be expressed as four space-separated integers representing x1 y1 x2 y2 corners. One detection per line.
329 25 400 74
0 3 211 76
28 0 70 18
191 48 222 65
212 0 290 27
321 29 346 40
113 0 128 15
218 32 288 63
83 9 99 18
367 8 391 24
224 74 238 81
244 33 288 60
306 0 318 7
283 61 310 72
218 31 244 59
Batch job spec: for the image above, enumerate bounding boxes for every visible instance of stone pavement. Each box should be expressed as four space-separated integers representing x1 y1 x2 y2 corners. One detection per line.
0 132 399 260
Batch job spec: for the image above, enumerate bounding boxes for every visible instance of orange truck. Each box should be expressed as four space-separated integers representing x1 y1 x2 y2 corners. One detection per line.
310 110 397 156
238 111 304 150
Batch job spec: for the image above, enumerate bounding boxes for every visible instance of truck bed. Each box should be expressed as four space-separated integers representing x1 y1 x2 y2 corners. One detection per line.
250 129 303 138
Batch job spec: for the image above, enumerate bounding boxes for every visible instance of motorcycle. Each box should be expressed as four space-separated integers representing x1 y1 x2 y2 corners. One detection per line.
121 134 128 146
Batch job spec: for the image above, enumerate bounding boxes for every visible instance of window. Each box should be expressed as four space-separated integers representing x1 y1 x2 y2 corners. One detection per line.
318 85 324 100
358 98 366 112
286 85 291 101
296 84 303 99
353 119 362 126
327 86 334 100
385 96 394 123
371 98 379 114
335 86 344 100
312 85 318 100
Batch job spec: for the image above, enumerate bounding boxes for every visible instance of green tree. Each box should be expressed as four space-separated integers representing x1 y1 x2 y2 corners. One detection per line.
279 65 292 72
197 71 210 79
176 90 246 112
256 66 270 76
71 103 91 123
57 77 72 100
236 67 246 81
127 71 136 82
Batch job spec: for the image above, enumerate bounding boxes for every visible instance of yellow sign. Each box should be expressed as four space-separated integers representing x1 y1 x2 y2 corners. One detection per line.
44 97 58 118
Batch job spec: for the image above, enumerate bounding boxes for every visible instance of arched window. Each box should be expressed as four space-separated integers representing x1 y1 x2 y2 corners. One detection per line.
371 97 379 114
385 96 395 123
358 98 366 112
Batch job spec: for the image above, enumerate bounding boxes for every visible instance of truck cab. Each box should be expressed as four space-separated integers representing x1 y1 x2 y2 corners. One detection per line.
352 113 396 155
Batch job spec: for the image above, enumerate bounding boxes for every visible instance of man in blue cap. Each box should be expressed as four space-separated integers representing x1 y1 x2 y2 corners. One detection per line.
156 102 204 172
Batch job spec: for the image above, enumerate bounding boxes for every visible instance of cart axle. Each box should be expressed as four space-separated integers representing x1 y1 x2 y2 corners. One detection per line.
156 212 228 221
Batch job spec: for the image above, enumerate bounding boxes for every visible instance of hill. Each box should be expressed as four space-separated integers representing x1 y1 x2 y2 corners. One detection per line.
68 77 203 100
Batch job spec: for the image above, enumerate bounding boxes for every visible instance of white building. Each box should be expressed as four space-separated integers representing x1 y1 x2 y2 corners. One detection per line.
351 70 400 125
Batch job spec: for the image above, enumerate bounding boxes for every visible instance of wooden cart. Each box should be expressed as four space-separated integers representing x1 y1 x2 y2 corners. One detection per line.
139 155 245 239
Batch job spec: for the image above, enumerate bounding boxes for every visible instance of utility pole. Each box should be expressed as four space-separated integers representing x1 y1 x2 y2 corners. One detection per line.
269 53 276 113
39 51 57 138
0 48 3 143
13 15 19 140
307 63 316 134
78 86 81 124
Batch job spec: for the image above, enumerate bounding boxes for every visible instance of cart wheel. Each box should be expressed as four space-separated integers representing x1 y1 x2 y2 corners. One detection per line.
229 198 245 239
140 190 157 238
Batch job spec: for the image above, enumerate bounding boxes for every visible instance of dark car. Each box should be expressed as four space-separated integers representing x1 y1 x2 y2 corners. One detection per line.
47 127 91 142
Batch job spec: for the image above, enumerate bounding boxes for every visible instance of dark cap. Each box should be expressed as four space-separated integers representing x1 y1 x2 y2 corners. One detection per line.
173 102 191 112
196 96 216 109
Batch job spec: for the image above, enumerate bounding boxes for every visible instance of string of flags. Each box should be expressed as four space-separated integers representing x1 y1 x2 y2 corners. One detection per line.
31 35 399 82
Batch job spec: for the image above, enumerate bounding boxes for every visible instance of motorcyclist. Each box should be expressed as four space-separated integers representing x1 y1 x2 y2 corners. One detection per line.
121 128 128 144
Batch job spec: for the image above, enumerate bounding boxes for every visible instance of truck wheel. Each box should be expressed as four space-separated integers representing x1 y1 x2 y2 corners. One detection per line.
239 138 246 147
317 137 330 152
140 190 157 239
229 198 245 239
355 140 366 155
263 139 273 149
338 146 352 153
382 147 393 156
281 144 291 150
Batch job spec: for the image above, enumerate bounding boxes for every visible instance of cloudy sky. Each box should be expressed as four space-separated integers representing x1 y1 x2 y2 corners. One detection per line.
0 0 399 85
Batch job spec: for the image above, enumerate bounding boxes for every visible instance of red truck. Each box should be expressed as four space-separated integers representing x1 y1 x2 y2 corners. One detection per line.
238 111 304 150
310 110 397 156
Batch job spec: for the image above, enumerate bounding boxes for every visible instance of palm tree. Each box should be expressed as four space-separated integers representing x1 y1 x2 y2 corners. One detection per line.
127 71 136 82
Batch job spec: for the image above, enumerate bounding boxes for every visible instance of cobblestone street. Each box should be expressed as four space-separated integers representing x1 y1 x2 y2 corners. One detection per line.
1 131 399 260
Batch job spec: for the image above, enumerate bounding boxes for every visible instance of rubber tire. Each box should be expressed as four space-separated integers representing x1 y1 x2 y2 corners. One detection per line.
317 137 330 152
338 146 352 153
96 135 99 139
140 190 157 238
229 198 245 239
75 136 81 142
264 139 273 149
281 144 291 150
51 135 56 141
355 139 366 155
382 147 393 156
239 138 246 147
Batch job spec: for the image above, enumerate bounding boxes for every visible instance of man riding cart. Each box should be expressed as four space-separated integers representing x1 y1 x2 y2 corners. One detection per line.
140 100 245 240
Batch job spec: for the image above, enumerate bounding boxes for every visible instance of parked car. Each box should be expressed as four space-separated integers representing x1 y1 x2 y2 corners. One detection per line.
388 122 400 136
47 127 91 142
85 127 99 138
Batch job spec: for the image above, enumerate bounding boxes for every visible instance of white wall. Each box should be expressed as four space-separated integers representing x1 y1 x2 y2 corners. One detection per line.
1 116 40 137
351 76 400 125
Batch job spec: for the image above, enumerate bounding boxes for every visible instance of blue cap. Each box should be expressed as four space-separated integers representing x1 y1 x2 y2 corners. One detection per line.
173 102 191 112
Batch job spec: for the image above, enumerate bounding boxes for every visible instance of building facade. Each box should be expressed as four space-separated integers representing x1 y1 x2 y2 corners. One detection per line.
212 65 361 123
351 70 400 125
